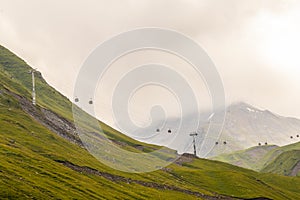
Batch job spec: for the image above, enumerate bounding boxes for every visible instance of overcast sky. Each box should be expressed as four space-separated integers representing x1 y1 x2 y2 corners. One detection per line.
1 0 300 126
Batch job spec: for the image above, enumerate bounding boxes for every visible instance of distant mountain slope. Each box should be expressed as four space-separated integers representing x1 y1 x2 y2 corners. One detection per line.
260 142 300 176
143 101 300 157
212 145 278 171
213 142 300 176
1 44 300 199
261 142 300 165
207 102 300 156
261 150 300 176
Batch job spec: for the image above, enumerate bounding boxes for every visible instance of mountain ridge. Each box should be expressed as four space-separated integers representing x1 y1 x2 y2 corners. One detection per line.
207 100 300 156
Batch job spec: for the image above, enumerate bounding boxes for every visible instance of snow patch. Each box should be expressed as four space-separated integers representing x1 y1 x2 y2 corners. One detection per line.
246 107 262 113
247 107 256 112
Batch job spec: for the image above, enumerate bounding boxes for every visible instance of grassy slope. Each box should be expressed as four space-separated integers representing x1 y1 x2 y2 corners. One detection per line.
261 150 300 176
260 142 300 166
0 45 71 121
213 141 300 176
169 160 300 199
212 145 278 171
0 94 194 199
0 45 162 151
1 45 300 199
1 100 300 200
260 142 300 176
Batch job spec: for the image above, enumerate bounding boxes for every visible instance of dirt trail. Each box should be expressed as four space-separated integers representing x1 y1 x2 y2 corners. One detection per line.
57 160 239 200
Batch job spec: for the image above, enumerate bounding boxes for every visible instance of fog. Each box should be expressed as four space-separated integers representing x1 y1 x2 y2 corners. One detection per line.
1 0 300 127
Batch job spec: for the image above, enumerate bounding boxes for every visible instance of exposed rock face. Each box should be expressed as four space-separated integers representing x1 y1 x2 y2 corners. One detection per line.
4 88 82 146
290 161 300 177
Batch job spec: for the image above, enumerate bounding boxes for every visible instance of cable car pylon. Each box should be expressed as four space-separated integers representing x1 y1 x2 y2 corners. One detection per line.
189 132 198 157
28 68 37 106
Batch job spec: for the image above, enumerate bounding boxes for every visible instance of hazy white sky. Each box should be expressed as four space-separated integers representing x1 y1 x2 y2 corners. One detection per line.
1 0 300 125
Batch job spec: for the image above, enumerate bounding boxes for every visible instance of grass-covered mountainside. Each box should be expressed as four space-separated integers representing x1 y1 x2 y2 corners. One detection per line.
213 141 300 177
261 149 300 176
212 145 279 171
1 45 300 199
260 142 300 176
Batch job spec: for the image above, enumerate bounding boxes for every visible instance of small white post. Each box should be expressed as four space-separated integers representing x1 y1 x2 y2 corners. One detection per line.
29 69 37 106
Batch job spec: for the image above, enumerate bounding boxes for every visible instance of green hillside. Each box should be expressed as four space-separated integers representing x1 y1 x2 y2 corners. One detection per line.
0 45 162 151
213 141 300 176
212 145 278 171
1 45 300 199
260 142 300 176
261 150 300 176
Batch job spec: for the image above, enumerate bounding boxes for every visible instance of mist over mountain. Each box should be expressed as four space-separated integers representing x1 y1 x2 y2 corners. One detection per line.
130 102 300 157
214 102 300 154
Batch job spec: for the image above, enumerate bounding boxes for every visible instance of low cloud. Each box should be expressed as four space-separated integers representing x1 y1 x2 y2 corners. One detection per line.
0 0 300 124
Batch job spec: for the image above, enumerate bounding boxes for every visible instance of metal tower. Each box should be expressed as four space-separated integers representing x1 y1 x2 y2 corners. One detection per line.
29 69 37 106
189 132 198 157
